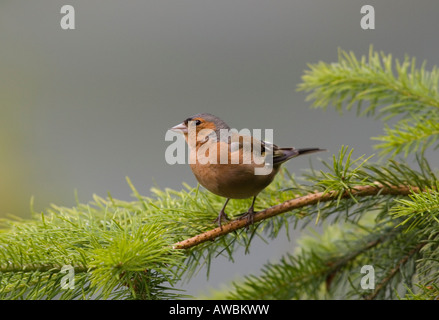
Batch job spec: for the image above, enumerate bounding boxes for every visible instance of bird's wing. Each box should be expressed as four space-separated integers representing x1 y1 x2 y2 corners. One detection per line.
227 132 288 163
227 132 324 165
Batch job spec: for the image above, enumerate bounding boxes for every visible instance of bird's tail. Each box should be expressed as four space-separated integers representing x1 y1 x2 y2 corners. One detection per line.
273 147 326 165
297 148 326 156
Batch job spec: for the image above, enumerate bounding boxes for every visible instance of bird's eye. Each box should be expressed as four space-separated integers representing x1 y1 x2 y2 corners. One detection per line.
195 119 202 126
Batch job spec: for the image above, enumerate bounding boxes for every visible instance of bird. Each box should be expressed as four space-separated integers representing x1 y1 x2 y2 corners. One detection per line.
170 113 325 227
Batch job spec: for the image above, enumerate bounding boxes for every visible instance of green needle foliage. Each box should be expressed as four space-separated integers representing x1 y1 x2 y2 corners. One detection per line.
298 46 439 157
1 47 439 299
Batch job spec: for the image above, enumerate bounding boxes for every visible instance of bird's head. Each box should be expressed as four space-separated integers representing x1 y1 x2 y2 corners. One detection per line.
170 113 230 143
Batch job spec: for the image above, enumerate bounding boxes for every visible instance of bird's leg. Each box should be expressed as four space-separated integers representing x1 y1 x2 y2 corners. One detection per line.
214 198 230 227
242 196 257 227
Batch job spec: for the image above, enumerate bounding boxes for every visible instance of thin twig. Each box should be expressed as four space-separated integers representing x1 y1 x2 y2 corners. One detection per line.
364 242 426 300
173 183 420 250
325 231 395 290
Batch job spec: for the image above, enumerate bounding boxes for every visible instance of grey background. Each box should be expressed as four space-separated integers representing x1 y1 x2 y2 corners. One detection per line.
1 1 438 297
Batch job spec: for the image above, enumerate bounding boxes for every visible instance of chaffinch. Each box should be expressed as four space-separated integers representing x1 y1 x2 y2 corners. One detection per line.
170 113 325 226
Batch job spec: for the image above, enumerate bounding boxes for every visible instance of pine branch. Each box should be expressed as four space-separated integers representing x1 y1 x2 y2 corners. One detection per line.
0 145 437 299
390 183 439 232
298 46 439 157
224 216 403 300
299 46 439 116
174 183 420 250
364 242 425 300
0 203 186 300
372 117 439 157
402 284 439 300
182 148 439 300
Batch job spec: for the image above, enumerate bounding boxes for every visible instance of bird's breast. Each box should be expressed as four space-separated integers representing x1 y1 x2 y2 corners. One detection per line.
190 161 279 199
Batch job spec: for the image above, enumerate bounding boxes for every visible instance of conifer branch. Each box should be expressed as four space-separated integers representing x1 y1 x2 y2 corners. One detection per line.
324 233 387 290
298 46 439 157
364 242 426 300
225 223 400 300
174 183 421 250
372 118 439 157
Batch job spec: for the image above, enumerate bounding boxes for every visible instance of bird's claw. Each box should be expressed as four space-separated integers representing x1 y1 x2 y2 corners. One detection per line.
214 210 230 227
241 207 255 229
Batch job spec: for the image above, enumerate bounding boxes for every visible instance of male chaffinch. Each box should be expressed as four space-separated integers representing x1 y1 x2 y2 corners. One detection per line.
170 113 325 226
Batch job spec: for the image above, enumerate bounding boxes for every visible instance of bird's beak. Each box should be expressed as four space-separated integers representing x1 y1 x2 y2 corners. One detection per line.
170 122 188 134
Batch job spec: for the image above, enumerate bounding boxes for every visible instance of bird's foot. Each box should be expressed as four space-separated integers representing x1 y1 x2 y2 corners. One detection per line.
241 207 255 229
214 209 230 227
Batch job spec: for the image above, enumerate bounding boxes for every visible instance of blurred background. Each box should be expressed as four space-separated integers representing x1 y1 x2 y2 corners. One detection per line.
1 0 439 296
